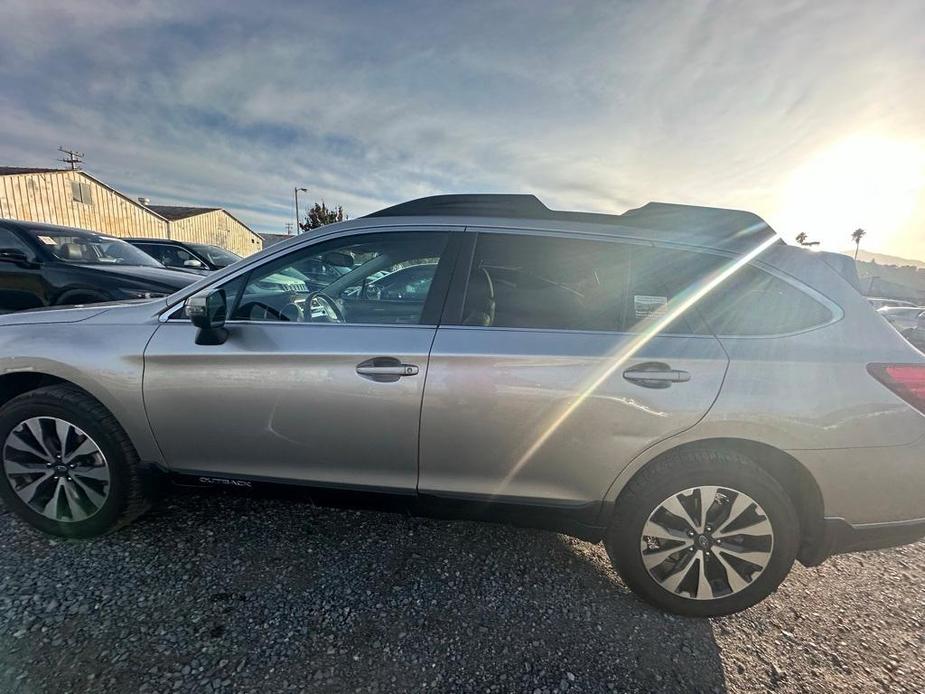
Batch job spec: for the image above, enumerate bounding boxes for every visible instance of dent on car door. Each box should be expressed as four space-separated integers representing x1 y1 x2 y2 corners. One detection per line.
418 231 730 512
142 228 462 491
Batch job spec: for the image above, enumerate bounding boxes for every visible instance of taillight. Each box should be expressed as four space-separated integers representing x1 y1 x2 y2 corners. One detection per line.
867 363 925 414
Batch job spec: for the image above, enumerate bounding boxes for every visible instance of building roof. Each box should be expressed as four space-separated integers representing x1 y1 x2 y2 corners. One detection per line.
260 232 297 247
146 205 220 221
0 166 68 176
0 165 261 245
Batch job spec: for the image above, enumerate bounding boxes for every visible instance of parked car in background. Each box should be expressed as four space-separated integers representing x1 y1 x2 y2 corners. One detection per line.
903 312 925 352
345 262 438 302
877 306 925 334
867 297 918 310
127 236 309 295
124 238 242 274
0 219 197 313
1 195 924 619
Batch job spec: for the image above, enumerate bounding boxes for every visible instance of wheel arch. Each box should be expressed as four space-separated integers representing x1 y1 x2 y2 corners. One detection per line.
603 437 826 566
0 369 163 467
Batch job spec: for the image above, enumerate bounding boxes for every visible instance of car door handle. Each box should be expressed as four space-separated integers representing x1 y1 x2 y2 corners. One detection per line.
356 357 419 382
356 364 419 376
623 363 691 388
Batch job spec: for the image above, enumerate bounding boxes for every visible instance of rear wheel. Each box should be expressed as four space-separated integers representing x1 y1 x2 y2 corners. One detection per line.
0 385 161 538
605 449 799 617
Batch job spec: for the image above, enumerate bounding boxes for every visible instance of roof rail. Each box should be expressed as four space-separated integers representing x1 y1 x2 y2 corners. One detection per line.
364 194 779 250
365 194 554 220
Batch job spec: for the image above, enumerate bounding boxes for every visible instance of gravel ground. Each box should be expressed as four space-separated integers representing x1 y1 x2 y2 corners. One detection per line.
0 489 922 693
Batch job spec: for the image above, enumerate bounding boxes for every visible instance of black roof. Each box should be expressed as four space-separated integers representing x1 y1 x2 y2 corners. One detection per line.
365 194 780 252
146 205 219 221
1 219 113 237
123 237 176 244
0 167 67 176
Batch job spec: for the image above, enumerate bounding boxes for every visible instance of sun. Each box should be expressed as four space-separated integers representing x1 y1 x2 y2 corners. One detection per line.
772 135 925 252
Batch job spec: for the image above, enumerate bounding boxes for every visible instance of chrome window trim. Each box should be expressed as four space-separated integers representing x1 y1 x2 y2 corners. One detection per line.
159 309 437 330
436 324 712 339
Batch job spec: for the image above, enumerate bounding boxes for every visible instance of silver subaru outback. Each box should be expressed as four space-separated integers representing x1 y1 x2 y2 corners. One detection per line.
1 195 923 617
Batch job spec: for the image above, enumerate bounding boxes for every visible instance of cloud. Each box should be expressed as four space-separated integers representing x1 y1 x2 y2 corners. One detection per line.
0 0 923 257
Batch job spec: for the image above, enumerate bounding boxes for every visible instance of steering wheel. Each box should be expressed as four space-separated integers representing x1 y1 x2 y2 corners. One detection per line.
307 291 345 323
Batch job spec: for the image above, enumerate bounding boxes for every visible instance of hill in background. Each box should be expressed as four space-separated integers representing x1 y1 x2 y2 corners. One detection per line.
843 249 925 270
845 250 925 301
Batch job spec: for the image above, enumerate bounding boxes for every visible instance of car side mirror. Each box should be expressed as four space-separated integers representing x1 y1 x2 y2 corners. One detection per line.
0 248 35 267
186 288 229 345
183 259 207 269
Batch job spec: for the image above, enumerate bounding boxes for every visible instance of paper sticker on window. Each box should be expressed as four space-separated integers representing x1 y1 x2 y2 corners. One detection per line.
37 235 56 245
634 295 668 319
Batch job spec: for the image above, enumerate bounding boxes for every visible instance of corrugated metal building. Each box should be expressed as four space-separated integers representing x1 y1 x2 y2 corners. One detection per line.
0 167 262 256
146 205 262 257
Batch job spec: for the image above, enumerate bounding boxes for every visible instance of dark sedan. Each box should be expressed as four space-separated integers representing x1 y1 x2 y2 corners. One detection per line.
123 238 242 274
0 219 197 313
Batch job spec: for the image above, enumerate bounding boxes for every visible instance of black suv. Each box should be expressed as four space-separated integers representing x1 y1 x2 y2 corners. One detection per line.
124 238 242 274
0 219 197 313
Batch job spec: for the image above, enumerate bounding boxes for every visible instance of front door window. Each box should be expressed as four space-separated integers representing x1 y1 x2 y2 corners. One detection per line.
229 232 450 325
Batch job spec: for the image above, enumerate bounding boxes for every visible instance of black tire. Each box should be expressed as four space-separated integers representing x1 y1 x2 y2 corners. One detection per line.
0 385 161 538
605 448 799 617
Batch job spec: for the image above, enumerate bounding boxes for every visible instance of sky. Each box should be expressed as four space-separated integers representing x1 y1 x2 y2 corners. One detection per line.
0 0 923 259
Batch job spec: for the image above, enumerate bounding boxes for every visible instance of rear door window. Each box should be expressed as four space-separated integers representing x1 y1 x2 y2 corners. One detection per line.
460 233 700 334
460 232 834 336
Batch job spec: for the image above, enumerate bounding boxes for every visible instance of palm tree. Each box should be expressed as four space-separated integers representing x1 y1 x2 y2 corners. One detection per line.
795 232 808 246
851 228 866 260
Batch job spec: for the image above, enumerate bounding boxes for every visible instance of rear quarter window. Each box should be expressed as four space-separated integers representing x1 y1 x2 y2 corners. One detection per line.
694 263 834 336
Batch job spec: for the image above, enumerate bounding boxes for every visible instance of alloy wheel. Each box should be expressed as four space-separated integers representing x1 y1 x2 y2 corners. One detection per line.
640 485 774 600
3 417 110 522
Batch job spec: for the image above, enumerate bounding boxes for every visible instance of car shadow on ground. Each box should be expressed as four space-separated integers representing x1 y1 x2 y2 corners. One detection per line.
0 489 727 693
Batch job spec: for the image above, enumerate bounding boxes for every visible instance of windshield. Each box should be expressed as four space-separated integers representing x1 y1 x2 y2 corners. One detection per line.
188 243 241 267
28 229 163 266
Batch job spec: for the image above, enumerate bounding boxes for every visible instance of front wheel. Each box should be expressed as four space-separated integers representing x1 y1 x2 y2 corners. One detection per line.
0 385 161 538
605 449 800 617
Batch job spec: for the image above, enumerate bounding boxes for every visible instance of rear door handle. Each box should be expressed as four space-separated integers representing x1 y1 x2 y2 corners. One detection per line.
356 364 419 377
356 357 419 382
623 363 691 388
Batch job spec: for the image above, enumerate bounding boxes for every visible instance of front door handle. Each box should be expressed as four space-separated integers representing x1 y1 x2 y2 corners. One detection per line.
356 357 419 382
623 362 691 388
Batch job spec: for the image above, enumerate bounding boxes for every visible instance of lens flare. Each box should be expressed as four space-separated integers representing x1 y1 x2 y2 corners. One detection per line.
495 230 781 496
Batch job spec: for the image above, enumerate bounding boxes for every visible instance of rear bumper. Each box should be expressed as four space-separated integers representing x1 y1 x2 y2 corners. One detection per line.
794 436 925 525
801 517 925 566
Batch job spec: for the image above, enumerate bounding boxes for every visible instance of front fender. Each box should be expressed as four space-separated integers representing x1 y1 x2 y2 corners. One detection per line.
0 321 164 465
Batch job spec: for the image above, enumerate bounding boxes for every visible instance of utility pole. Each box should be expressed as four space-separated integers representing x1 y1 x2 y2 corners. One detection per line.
294 187 307 234
285 222 293 234
57 146 84 170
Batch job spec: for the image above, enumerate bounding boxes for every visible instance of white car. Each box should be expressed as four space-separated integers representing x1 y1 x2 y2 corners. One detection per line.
877 306 925 334
868 297 918 310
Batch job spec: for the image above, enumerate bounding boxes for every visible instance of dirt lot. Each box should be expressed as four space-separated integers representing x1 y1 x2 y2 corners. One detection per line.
0 489 922 693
